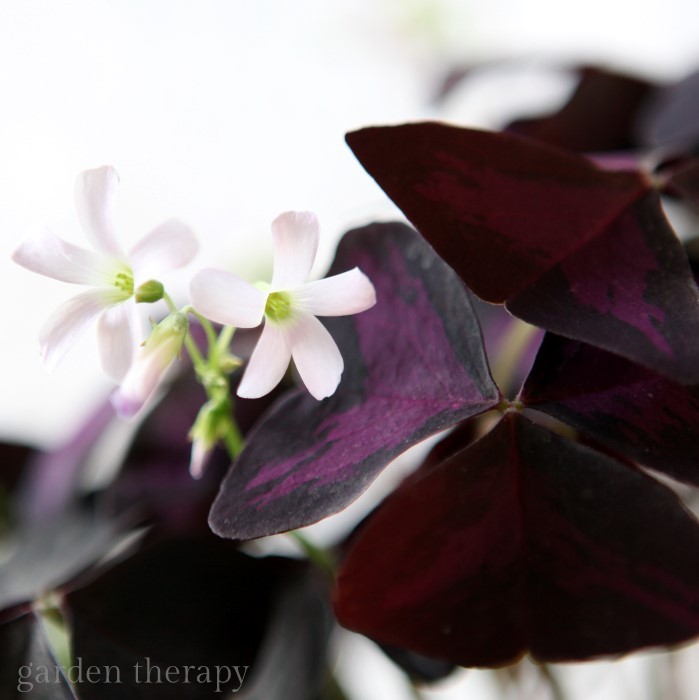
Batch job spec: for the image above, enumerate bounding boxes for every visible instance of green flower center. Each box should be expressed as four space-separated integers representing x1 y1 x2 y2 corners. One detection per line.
265 291 293 322
114 270 134 297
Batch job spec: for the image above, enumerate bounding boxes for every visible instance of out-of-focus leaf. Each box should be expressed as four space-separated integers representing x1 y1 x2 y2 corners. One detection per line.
0 606 76 699
335 414 699 666
0 510 116 610
65 534 317 699
520 333 699 485
346 123 699 382
209 223 500 540
240 571 334 700
639 69 699 148
507 66 654 152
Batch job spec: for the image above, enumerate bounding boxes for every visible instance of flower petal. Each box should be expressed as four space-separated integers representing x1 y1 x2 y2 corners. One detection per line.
11 224 115 285
293 267 377 317
39 288 119 371
128 218 199 280
111 335 175 418
270 211 320 288
190 269 266 328
288 313 344 400
237 322 291 399
74 166 124 255
97 301 140 382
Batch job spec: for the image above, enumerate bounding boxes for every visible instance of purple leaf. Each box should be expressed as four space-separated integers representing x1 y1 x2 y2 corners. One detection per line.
506 190 699 384
65 534 324 700
346 123 699 382
520 333 699 486
209 223 500 540
335 413 699 666
507 66 654 152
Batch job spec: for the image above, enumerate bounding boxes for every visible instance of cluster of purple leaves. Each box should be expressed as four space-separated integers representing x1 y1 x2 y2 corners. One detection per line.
209 65 699 668
1 63 699 697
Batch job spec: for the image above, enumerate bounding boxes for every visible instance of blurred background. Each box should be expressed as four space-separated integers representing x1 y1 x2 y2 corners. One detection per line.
1 1 698 698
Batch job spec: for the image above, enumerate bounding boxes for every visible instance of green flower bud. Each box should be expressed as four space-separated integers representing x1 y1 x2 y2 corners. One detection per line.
135 279 165 303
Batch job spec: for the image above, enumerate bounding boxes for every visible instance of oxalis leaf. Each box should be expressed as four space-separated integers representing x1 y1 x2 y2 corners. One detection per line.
334 413 699 667
346 123 699 383
520 332 699 486
209 222 501 540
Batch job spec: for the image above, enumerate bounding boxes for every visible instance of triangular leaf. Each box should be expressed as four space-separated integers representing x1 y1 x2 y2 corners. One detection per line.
335 413 699 666
520 333 699 485
346 123 699 382
209 222 500 540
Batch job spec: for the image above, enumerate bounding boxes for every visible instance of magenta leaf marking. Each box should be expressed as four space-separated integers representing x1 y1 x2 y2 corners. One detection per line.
209 223 500 540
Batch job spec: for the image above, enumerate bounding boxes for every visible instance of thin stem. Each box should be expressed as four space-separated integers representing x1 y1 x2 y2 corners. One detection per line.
222 415 244 459
287 531 336 578
216 325 236 358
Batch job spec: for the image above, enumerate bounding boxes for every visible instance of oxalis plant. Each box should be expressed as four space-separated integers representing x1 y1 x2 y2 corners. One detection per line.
2 65 699 699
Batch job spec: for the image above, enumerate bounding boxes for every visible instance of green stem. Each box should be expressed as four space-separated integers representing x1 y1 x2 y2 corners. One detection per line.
215 324 236 358
288 531 336 578
222 414 244 458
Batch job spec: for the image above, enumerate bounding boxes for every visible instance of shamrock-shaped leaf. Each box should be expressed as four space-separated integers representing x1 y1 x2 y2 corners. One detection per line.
209 222 500 540
335 413 699 666
346 123 699 383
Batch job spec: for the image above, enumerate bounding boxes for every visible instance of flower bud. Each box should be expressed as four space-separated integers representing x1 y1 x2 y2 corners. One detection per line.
111 312 188 419
135 279 165 303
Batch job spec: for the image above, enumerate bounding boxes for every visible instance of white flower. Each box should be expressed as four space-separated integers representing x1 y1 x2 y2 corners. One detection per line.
190 211 376 400
11 166 198 381
111 312 188 418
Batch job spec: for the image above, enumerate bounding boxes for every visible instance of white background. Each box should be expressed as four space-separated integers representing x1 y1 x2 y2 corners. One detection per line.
1 2 699 698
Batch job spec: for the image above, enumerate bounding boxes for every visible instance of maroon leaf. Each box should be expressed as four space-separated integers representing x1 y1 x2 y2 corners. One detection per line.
64 534 327 700
520 333 699 486
209 223 500 540
639 69 699 148
506 190 699 383
346 123 699 382
335 413 699 666
507 66 654 152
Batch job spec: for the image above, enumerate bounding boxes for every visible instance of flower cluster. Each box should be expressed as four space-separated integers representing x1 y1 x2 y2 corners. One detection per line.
12 166 376 473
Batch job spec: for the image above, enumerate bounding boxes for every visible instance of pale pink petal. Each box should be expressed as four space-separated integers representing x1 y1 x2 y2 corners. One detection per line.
97 301 140 381
128 219 199 280
270 211 319 288
288 313 343 400
189 439 212 479
293 267 377 317
11 225 115 286
111 342 172 419
74 166 124 255
237 322 291 398
190 269 266 328
39 288 119 371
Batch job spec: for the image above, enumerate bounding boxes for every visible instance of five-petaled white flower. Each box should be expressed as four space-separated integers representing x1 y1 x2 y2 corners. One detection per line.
190 211 376 400
12 166 198 381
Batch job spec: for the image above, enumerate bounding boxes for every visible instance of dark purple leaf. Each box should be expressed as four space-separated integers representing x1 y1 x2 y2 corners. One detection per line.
0 510 116 610
638 69 699 148
507 66 654 152
520 333 699 485
209 223 500 540
0 607 76 699
506 190 699 384
335 414 699 666
346 123 699 382
64 534 318 700
346 123 646 303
